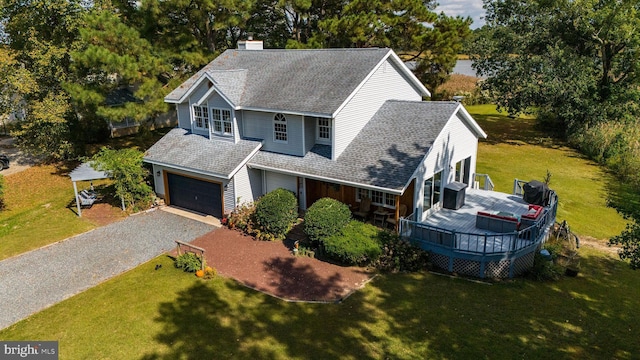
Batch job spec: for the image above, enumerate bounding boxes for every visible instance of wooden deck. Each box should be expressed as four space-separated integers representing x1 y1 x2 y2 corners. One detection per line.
419 189 536 253
422 189 529 233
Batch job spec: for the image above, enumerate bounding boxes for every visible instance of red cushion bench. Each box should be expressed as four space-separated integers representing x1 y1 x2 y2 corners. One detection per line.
476 211 519 233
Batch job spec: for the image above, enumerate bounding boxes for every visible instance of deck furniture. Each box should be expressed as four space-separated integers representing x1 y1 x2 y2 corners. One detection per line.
353 196 371 220
78 189 97 207
476 210 519 233
520 204 544 228
385 204 407 228
443 182 467 210
373 207 391 227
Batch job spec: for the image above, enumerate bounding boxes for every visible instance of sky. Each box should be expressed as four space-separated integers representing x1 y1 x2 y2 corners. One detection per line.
436 0 486 29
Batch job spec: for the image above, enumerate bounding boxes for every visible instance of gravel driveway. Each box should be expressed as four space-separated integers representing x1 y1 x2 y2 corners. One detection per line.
0 209 214 330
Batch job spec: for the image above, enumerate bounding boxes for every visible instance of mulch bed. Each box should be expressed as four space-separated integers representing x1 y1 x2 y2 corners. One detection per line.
185 227 375 303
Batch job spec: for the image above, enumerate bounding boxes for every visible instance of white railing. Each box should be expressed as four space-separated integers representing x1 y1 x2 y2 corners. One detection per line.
513 178 527 196
474 173 495 191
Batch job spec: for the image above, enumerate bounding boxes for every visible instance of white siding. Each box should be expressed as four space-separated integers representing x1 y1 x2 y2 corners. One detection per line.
177 104 190 129
224 178 235 212
206 91 229 108
265 171 297 194
333 59 423 159
233 166 262 206
188 82 211 136
303 116 315 153
242 110 304 156
414 111 480 221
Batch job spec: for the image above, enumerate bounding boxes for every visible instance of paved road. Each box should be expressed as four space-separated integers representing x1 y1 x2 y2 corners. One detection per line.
0 210 215 330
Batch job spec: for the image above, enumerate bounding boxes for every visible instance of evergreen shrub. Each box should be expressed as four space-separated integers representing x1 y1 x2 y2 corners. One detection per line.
304 197 351 244
253 188 298 240
374 232 430 273
321 220 381 266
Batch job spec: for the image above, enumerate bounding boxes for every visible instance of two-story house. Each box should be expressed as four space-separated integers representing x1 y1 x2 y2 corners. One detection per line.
144 41 487 224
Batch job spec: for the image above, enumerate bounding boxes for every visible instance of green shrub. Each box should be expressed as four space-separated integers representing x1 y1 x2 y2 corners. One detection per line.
571 121 640 188
374 232 430 273
227 201 256 232
526 251 564 281
320 220 382 266
253 188 298 240
304 198 351 244
174 252 202 272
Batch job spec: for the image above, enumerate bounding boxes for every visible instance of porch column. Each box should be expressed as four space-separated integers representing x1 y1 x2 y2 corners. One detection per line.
394 195 401 232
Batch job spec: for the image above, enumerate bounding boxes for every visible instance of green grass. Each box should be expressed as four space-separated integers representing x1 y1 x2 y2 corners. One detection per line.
1 107 638 358
0 128 171 261
2 251 639 359
0 164 98 260
469 104 629 239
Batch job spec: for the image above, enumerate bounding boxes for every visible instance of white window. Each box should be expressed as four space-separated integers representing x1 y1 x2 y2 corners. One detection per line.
357 188 396 208
193 105 209 130
274 113 287 142
212 108 232 136
371 190 384 205
317 118 331 142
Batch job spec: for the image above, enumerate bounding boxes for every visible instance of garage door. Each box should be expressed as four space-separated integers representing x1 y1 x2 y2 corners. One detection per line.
167 173 222 217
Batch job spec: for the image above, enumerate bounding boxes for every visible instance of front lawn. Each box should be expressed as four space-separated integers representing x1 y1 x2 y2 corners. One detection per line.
1 249 638 359
0 128 170 260
0 164 97 260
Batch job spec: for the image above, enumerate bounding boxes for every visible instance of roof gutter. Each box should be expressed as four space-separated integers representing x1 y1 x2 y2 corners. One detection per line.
143 158 232 180
247 163 404 195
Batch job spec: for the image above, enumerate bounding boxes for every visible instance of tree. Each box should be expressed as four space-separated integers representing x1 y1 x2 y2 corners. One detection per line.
609 215 640 270
309 0 472 94
11 92 76 161
92 147 153 210
65 7 170 132
0 48 38 133
469 0 640 132
0 174 5 210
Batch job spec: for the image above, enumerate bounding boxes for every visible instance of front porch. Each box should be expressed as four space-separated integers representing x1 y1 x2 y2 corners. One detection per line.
304 178 415 228
400 187 557 278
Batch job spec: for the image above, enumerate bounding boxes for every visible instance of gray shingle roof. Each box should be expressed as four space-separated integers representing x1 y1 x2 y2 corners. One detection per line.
206 69 247 106
165 48 393 115
249 100 461 192
144 128 262 179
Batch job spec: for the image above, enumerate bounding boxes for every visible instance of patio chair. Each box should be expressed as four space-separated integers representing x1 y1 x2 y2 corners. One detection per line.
78 189 97 207
385 204 407 228
352 196 372 220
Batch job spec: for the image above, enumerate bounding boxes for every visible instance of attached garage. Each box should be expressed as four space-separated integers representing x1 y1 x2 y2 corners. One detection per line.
166 173 223 217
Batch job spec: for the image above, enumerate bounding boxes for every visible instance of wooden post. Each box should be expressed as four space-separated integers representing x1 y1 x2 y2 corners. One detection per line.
394 195 401 232
175 240 207 270
73 181 82 217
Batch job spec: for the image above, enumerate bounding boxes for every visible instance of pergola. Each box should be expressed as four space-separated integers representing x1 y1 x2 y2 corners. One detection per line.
69 162 115 217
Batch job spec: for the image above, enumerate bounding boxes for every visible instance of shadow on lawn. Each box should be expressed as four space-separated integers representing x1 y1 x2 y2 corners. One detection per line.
364 253 640 359
141 279 383 359
141 251 640 359
474 113 564 148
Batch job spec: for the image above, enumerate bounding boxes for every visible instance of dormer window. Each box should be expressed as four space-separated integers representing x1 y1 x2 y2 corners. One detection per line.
274 113 287 143
317 117 331 143
193 105 209 130
212 108 233 136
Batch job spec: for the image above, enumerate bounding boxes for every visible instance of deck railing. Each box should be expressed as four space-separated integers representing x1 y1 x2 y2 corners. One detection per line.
399 191 558 278
474 173 495 191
